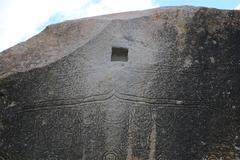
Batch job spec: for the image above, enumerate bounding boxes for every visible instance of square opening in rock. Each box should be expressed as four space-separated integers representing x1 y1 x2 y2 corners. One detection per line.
111 47 128 62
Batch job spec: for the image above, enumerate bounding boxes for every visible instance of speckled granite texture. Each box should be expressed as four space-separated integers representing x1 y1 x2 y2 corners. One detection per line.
0 6 240 160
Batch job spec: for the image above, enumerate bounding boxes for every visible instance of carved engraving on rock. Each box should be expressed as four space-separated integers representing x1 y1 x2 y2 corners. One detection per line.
205 154 219 160
0 5 240 160
102 151 119 160
156 154 168 160
152 108 176 127
6 86 208 114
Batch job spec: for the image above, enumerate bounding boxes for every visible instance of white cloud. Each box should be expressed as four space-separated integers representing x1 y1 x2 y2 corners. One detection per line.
235 4 240 10
0 0 157 52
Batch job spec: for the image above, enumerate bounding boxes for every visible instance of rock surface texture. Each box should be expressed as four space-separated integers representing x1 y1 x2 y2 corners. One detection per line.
0 6 240 160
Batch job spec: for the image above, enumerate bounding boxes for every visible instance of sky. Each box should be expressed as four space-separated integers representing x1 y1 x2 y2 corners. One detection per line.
0 0 239 52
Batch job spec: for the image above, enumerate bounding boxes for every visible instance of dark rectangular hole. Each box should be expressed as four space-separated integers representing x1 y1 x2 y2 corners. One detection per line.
111 47 128 62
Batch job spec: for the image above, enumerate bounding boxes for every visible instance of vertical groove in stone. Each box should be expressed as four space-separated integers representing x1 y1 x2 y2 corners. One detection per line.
148 115 157 160
126 114 133 160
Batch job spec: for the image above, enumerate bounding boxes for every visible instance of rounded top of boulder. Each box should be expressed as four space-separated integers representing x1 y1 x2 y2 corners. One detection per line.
0 6 239 79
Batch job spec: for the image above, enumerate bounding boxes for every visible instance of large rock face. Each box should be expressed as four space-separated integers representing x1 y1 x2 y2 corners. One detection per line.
0 6 240 160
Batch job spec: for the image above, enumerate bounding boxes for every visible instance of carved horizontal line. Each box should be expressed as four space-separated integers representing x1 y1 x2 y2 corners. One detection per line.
14 94 114 113
115 91 205 106
31 89 114 105
5 89 214 113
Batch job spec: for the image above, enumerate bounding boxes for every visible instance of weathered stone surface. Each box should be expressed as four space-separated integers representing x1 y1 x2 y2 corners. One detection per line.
0 6 240 160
